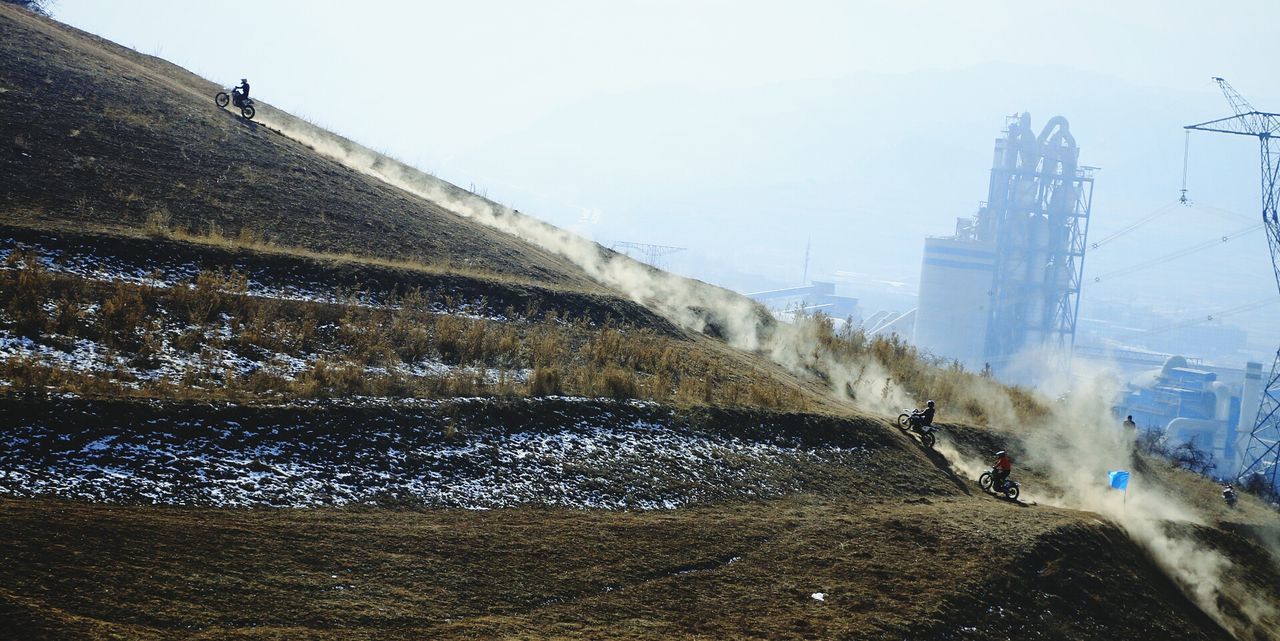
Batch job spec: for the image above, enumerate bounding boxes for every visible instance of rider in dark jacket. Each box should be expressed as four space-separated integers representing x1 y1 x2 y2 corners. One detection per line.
912 400 936 427
233 78 250 106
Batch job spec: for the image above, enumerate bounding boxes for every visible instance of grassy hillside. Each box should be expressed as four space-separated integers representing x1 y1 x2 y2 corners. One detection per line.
1 395 1266 640
0 496 1243 641
0 4 596 288
0 4 1278 640
0 2 1049 421
0 2 885 414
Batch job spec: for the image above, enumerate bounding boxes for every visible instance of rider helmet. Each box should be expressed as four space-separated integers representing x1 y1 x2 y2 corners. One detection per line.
926 400 935 407
241 78 248 83
995 450 1006 457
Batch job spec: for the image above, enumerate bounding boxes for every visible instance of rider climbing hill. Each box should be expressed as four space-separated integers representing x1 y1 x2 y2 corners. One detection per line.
992 450 1012 490
912 400 935 427
233 78 250 107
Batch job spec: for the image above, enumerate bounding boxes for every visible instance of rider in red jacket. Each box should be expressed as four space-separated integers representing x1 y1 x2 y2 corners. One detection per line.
992 450 1012 489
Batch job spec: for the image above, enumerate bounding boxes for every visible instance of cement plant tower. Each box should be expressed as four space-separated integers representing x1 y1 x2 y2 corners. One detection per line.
913 113 1095 374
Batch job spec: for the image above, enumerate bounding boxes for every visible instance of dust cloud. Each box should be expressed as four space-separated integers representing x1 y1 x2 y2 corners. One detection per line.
939 353 1278 639
255 104 919 414
257 105 1275 638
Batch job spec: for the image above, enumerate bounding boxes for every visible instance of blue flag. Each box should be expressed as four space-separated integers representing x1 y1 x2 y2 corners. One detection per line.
1108 470 1130 490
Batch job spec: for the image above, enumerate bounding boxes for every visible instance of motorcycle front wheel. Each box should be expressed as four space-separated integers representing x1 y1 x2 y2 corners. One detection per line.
978 472 993 492
215 92 230 108
241 105 256 120
896 414 911 431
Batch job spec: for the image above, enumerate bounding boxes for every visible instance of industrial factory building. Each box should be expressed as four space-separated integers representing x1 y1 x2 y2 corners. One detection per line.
896 108 1273 478
913 113 1095 374
1118 358 1265 476
748 281 861 324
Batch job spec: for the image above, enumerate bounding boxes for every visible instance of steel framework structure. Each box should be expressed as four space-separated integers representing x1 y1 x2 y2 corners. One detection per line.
611 241 686 271
978 114 1095 368
1185 78 1280 490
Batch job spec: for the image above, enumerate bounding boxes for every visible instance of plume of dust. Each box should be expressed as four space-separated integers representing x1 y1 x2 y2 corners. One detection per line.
256 104 1278 636
254 104 918 415
939 346 1277 638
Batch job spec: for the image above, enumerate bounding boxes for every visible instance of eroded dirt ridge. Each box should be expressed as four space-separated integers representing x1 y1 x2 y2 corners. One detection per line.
0 398 904 509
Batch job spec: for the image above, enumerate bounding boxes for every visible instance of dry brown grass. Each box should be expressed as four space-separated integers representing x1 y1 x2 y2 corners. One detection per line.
97 281 148 348
0 259 804 409
0 240 1042 419
142 206 170 237
528 366 561 396
3 252 50 336
24 209 584 297
0 493 1237 641
794 311 1046 424
0 253 1049 418
101 104 154 128
159 223 566 292
0 356 119 398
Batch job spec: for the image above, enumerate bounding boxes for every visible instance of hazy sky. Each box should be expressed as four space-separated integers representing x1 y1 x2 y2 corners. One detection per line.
49 0 1280 361
53 0 1280 159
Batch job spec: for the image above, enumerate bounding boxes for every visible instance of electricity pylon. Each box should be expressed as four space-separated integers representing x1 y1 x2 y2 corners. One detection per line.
1185 77 1280 489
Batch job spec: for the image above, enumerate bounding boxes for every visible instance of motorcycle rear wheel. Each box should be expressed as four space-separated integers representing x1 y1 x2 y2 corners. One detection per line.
896 414 911 431
1004 485 1020 501
921 432 935 449
215 92 230 108
241 105 256 120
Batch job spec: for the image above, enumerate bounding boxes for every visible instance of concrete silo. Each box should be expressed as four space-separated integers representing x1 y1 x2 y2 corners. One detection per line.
913 236 996 370
913 113 1095 375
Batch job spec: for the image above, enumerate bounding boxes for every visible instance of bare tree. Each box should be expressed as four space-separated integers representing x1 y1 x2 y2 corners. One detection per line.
1135 428 1169 457
1138 431 1216 476
1169 436 1215 476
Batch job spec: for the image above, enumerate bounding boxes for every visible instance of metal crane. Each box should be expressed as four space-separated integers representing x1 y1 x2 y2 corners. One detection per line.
1184 77 1280 490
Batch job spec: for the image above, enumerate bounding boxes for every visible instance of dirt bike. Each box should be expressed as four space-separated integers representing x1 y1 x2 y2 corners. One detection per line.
214 88 256 120
1223 488 1238 508
978 468 1020 500
896 410 938 448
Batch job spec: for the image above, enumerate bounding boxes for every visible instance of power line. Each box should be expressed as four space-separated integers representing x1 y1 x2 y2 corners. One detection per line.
1194 201 1257 225
1089 200 1180 250
1118 295 1280 339
1091 221 1265 283
1088 200 1255 253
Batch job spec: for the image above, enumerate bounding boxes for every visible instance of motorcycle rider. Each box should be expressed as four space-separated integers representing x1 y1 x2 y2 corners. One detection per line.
1222 483 1238 508
910 400 936 428
992 450 1012 491
232 78 251 107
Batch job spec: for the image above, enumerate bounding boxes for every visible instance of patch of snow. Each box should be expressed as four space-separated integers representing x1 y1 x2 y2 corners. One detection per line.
0 405 877 510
